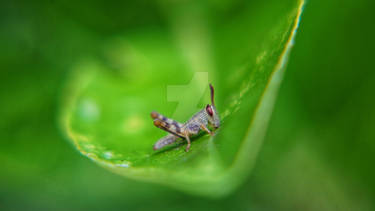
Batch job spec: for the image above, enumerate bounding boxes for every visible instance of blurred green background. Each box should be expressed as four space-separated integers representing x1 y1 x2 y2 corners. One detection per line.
1 0 374 210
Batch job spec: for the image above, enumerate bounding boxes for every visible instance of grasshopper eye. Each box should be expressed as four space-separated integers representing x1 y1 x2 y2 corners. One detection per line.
206 104 213 116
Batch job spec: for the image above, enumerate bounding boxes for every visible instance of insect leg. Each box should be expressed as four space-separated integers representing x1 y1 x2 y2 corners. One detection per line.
153 119 184 138
151 111 185 137
150 111 160 120
184 132 191 152
200 124 214 136
151 111 184 128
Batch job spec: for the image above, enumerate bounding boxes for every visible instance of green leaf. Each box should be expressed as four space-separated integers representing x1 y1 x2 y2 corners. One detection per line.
60 0 304 197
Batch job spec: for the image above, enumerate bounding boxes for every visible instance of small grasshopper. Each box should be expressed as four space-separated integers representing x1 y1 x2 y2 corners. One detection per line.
151 84 220 152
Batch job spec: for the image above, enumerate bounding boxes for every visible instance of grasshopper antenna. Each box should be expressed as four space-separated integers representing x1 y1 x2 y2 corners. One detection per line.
209 83 215 106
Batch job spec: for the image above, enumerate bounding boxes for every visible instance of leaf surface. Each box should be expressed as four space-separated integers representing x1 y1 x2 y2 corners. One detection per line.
60 0 304 196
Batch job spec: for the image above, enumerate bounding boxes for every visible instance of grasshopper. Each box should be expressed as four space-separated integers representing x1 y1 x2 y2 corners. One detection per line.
151 84 220 152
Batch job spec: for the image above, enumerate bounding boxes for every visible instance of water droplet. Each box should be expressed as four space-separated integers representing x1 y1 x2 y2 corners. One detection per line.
116 162 130 168
103 151 113 159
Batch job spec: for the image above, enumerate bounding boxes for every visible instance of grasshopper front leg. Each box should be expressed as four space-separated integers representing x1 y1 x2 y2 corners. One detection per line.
200 124 214 136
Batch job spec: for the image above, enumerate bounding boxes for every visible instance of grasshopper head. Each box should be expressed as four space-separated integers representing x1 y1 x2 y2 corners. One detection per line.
205 84 220 128
206 104 220 128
